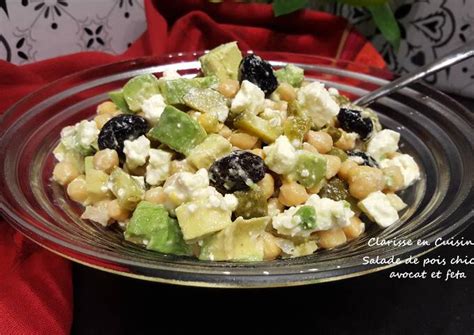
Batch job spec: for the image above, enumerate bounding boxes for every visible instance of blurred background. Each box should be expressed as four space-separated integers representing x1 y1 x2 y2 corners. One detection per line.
0 0 472 97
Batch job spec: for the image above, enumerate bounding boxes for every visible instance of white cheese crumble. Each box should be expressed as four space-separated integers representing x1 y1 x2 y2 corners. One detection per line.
358 191 399 228
123 135 150 170
259 107 286 127
305 195 354 231
60 120 99 155
162 69 181 80
263 135 298 175
328 87 339 96
296 81 339 128
366 129 400 161
272 195 354 237
141 94 166 125
146 149 172 186
163 168 210 210
379 154 420 188
230 80 265 115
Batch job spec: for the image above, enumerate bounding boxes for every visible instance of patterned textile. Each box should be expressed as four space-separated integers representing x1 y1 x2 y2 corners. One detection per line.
0 0 472 96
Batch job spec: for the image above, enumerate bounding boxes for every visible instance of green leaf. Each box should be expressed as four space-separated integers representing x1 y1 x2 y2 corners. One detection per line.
335 0 388 5
367 3 400 50
273 0 308 17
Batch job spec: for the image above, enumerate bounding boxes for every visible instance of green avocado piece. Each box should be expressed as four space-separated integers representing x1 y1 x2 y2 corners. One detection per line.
275 64 304 87
148 105 207 156
84 156 111 202
158 76 218 105
109 90 132 114
291 151 327 188
233 112 282 144
122 74 161 112
199 216 270 262
199 41 243 81
183 88 229 122
234 186 268 219
187 134 232 169
125 201 191 255
294 205 316 230
175 198 233 241
109 167 144 211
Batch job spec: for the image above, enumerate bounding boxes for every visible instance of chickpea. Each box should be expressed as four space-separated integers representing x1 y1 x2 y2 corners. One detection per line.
343 216 365 240
94 113 112 129
217 79 240 98
198 113 221 133
302 142 319 154
262 232 281 260
229 132 259 150
276 83 296 102
348 166 384 199
249 148 264 159
108 199 131 221
67 175 88 203
144 187 166 205
338 159 358 181
53 161 80 186
382 166 404 192
93 149 119 174
316 228 347 249
218 124 232 139
258 174 275 200
334 131 356 151
97 101 119 115
278 181 309 206
305 131 333 154
324 155 342 179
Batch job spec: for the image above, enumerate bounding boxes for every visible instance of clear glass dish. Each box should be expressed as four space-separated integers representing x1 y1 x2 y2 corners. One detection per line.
0 52 472 287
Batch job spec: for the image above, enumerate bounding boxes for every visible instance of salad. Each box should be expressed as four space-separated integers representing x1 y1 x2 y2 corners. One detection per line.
52 42 420 261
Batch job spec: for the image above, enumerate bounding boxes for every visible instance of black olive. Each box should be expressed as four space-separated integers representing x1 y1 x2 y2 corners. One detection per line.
347 150 379 168
98 114 149 159
337 108 373 140
209 151 266 194
238 54 278 96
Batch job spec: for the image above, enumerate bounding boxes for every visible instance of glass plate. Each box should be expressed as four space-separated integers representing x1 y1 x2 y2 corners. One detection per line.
1 52 472 287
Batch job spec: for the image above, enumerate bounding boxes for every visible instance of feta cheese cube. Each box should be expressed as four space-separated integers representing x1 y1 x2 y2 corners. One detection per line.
60 120 99 155
296 81 339 128
358 191 399 227
259 107 286 127
263 135 298 174
146 149 173 186
367 129 400 161
141 94 166 125
380 154 420 188
123 135 150 170
231 80 265 115
162 168 210 211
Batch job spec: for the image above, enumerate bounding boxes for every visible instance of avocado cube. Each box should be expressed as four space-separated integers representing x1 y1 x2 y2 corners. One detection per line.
199 41 243 81
122 74 161 112
109 167 144 210
84 156 111 202
187 134 232 169
125 201 191 255
158 76 218 105
199 216 270 262
109 90 132 114
175 199 233 241
275 64 304 87
148 105 207 156
183 88 229 122
291 151 327 188
233 112 282 144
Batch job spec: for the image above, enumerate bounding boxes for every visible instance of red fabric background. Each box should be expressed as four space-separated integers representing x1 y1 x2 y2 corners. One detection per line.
0 1 385 334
